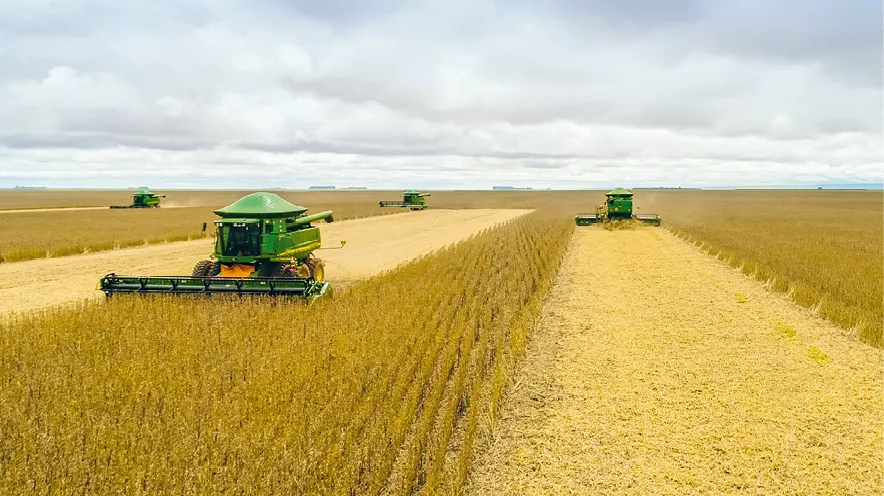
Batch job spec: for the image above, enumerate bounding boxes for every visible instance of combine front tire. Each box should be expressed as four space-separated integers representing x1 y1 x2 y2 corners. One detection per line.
192 260 213 277
207 261 221 276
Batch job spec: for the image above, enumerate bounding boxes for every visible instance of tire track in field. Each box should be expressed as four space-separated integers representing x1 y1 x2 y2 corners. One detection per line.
466 227 882 495
0 209 531 316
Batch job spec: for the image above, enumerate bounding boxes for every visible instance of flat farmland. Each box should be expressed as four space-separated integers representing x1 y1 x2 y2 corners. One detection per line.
0 189 571 264
466 227 881 494
0 195 395 263
0 189 877 345
0 187 880 494
0 189 423 210
0 207 216 263
0 190 140 210
0 188 600 213
0 208 530 315
641 190 883 346
0 208 567 494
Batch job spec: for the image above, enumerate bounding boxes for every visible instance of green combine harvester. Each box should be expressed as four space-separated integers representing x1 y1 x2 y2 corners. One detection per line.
379 189 430 210
98 192 335 303
575 188 661 226
110 187 166 208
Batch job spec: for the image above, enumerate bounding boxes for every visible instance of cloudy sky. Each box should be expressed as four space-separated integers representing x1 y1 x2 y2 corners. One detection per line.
0 0 881 189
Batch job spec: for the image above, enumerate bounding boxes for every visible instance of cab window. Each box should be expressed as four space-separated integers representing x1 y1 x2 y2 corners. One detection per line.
217 223 261 256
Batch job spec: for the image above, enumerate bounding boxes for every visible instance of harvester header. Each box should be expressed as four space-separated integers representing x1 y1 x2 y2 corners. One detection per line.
575 188 661 226
99 191 337 303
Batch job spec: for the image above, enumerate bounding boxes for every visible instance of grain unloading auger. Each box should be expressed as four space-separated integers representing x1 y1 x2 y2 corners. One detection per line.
575 188 661 226
379 189 430 210
110 187 166 209
98 192 336 304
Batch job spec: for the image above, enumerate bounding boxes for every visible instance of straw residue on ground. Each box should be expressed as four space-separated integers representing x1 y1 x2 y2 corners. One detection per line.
0 208 530 315
466 227 882 495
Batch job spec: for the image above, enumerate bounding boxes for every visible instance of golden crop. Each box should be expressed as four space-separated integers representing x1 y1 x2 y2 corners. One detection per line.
0 207 214 263
0 210 573 494
0 190 429 210
0 190 138 210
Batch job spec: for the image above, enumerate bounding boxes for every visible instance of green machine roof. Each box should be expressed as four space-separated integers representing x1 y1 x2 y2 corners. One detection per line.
606 187 633 197
404 189 419 193
136 187 154 195
214 192 308 218
213 218 261 224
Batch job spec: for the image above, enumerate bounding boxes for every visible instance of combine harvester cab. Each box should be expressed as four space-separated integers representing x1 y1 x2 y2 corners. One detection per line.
110 187 166 209
379 189 430 210
99 192 336 304
575 188 661 226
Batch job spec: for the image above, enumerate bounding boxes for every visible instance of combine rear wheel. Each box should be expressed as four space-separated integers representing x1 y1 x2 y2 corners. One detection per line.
292 257 325 281
305 257 325 281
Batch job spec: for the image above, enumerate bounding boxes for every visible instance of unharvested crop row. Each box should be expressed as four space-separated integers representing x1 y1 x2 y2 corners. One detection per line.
0 209 573 494
0 202 389 263
0 190 140 210
0 207 214 263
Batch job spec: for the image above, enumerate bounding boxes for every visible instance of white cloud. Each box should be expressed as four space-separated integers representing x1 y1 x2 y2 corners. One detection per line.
0 0 881 188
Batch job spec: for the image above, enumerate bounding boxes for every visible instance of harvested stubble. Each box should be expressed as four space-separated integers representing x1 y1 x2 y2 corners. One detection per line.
0 210 572 494
465 227 882 494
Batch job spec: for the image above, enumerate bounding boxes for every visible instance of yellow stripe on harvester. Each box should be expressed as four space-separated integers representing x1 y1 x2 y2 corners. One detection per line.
277 242 322 258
